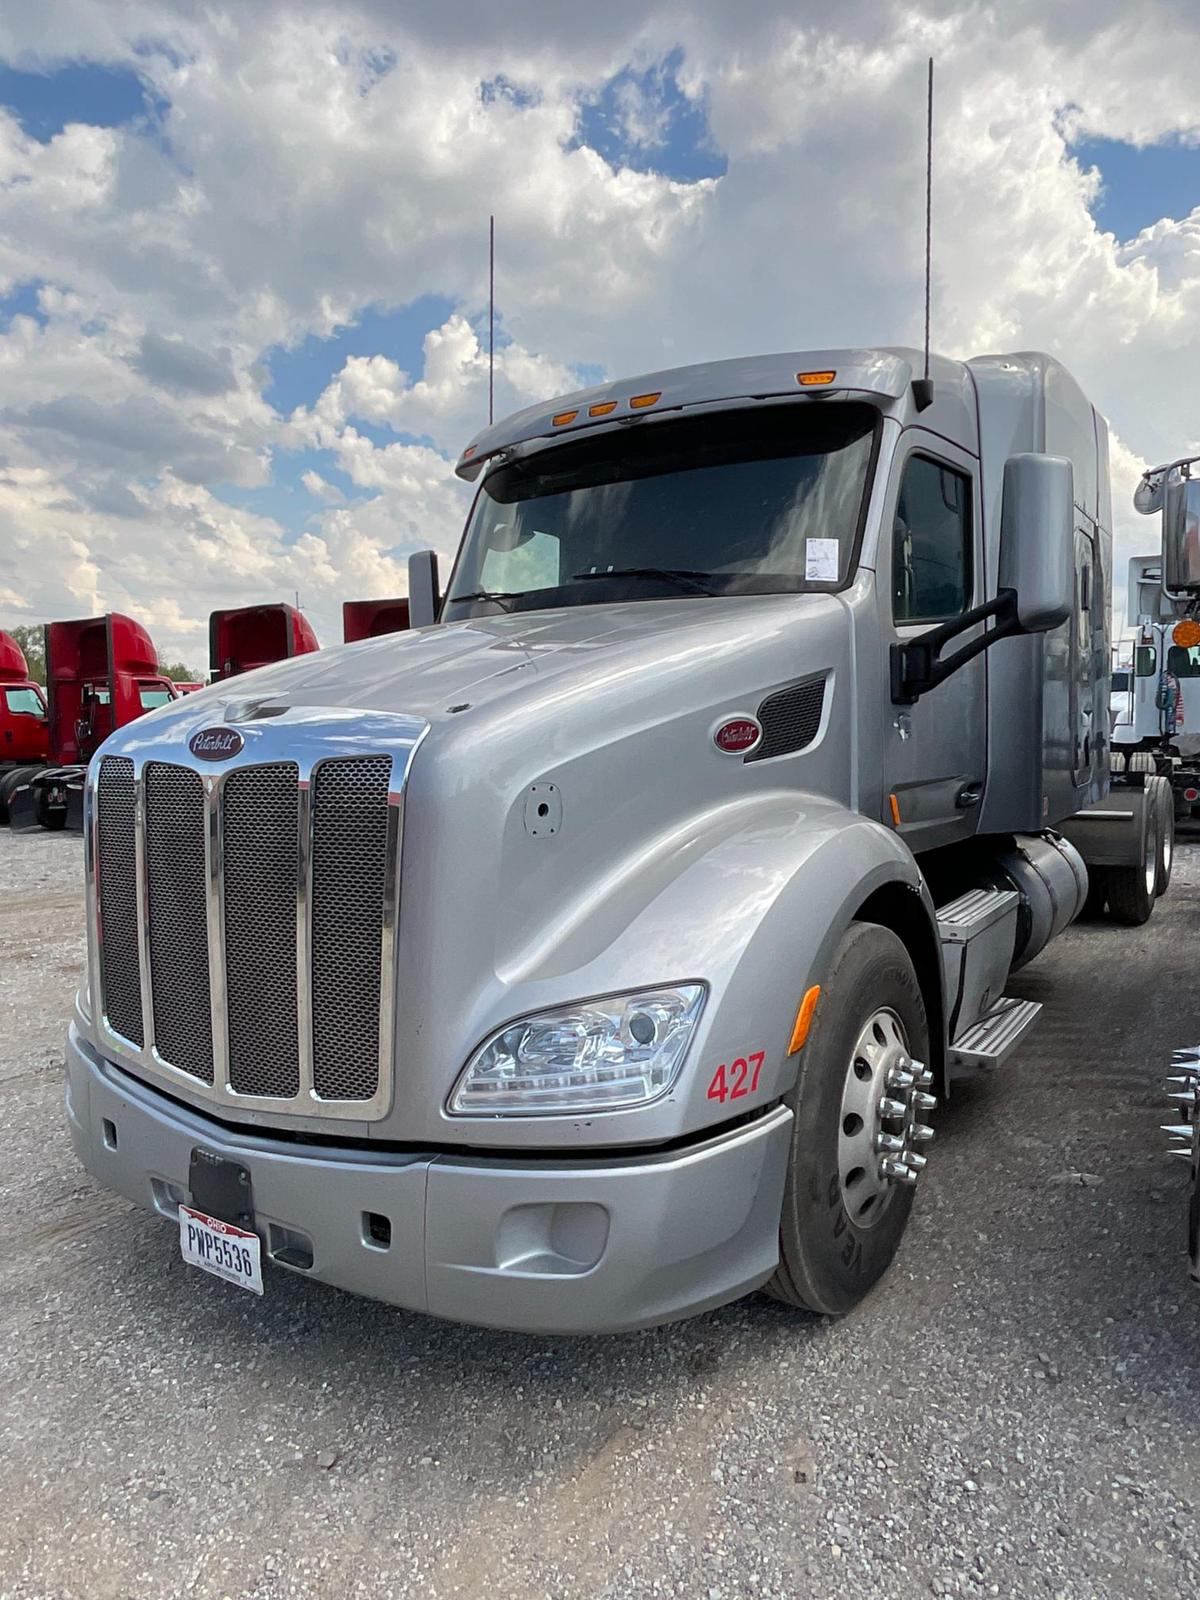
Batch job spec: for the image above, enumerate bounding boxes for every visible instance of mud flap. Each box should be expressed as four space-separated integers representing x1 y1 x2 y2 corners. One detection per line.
6 782 40 832
65 780 85 833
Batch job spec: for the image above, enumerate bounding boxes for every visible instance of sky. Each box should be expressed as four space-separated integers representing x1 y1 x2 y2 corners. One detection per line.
1 2 1200 669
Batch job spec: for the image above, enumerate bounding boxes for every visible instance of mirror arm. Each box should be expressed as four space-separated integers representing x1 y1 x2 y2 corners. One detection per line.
890 588 1022 706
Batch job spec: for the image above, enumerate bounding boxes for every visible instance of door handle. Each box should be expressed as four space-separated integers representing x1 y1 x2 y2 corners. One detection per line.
955 781 983 809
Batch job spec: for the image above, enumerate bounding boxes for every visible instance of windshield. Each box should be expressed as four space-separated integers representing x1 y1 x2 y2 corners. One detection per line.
1111 670 1131 693
4 687 44 716
444 402 879 618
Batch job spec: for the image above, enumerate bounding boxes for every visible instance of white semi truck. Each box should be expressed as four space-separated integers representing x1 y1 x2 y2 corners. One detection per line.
66 348 1170 1331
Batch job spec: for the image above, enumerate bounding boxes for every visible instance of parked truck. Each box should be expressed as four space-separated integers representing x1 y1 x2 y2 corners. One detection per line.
66 348 1168 1331
343 597 411 642
8 613 177 831
209 603 318 681
0 629 49 821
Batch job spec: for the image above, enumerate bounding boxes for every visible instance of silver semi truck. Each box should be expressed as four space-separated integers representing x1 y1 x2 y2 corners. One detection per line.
66 348 1168 1331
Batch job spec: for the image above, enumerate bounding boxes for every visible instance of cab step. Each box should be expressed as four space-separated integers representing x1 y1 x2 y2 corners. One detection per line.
949 995 1042 1073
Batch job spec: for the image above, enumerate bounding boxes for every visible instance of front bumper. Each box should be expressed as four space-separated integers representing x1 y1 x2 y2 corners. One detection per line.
66 1025 793 1334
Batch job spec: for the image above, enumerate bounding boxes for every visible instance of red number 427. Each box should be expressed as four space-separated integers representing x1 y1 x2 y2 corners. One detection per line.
706 1051 765 1103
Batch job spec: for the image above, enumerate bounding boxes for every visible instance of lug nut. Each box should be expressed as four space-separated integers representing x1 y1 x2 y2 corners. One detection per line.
876 1131 905 1154
912 1090 937 1111
880 1156 918 1186
1162 1123 1195 1140
887 1067 915 1091
878 1096 907 1120
915 1067 934 1089
905 1151 928 1171
911 1122 935 1143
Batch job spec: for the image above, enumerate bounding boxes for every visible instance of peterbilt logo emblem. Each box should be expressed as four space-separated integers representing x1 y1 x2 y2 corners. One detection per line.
713 716 762 756
189 727 244 761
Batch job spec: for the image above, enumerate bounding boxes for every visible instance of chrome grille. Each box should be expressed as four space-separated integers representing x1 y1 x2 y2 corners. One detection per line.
223 763 300 1098
146 764 213 1083
86 720 418 1122
311 756 392 1100
96 757 143 1047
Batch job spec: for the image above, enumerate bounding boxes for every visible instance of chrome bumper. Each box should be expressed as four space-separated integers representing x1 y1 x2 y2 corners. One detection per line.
66 1025 793 1334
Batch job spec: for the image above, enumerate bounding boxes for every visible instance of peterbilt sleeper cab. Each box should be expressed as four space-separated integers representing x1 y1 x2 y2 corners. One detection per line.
66 348 1167 1331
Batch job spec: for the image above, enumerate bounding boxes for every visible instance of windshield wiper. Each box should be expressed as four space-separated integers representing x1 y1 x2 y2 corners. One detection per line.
451 589 521 611
568 567 717 597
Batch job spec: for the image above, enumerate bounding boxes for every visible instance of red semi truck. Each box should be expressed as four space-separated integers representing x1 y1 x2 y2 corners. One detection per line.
209 604 319 682
342 597 410 642
6 613 177 831
0 631 50 820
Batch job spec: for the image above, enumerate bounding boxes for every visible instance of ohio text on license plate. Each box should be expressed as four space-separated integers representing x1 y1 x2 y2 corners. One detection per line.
179 1204 263 1295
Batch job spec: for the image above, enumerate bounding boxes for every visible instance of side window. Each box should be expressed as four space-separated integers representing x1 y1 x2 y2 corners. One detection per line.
479 528 560 593
892 455 972 624
4 688 44 716
1135 644 1157 677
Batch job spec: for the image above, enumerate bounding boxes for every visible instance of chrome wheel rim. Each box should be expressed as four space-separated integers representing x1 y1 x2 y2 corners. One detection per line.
837 1007 935 1229
1144 809 1158 898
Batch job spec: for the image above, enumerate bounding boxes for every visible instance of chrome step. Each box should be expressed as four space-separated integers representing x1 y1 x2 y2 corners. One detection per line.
949 995 1042 1073
936 886 1018 943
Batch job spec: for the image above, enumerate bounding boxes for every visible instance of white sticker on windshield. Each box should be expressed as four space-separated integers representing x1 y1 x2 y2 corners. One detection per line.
805 538 840 582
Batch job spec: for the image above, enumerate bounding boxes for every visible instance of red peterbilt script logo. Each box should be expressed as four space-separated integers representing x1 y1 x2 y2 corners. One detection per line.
713 716 762 755
189 727 244 761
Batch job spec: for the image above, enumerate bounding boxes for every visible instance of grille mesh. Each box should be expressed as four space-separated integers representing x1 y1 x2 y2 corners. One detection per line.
746 676 826 763
97 757 143 1046
222 763 300 1097
311 756 392 1101
145 764 213 1083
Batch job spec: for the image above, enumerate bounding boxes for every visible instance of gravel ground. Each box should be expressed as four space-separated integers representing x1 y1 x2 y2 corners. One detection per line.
1 826 1199 1600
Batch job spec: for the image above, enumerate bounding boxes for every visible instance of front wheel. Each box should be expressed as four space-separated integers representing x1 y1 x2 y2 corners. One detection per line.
765 922 933 1316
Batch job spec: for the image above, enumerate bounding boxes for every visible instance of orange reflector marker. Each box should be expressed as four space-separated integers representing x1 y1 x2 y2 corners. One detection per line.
552 409 579 426
1173 619 1200 648
788 985 821 1055
797 370 836 386
588 400 617 417
461 444 476 459
889 793 902 826
629 391 661 409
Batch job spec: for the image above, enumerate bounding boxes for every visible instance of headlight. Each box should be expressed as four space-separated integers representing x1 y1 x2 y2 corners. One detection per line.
447 985 706 1116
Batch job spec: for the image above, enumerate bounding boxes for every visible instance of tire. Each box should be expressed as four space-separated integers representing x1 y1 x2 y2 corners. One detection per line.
1107 796 1159 925
1080 866 1108 920
1150 776 1174 896
765 922 930 1316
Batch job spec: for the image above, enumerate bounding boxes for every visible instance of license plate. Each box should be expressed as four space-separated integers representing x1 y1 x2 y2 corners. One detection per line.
179 1204 263 1295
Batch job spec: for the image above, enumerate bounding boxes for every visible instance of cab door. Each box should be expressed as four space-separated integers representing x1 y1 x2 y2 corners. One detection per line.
880 435 987 853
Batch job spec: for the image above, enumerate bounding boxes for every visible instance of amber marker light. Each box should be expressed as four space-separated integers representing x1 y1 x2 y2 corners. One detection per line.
552 409 579 426
588 401 618 417
797 370 836 386
629 391 661 409
788 985 821 1054
1173 619 1200 649
889 793 902 826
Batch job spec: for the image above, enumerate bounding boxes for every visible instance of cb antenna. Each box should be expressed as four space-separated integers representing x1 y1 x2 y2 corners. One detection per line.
911 57 935 412
488 213 495 425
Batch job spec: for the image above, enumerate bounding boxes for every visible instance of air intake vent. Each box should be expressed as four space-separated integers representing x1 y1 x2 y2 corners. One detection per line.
223 762 300 1098
146 763 213 1083
745 675 826 763
97 757 143 1046
311 756 393 1101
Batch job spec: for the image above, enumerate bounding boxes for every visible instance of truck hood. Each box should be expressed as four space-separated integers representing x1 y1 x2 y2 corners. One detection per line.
173 595 836 726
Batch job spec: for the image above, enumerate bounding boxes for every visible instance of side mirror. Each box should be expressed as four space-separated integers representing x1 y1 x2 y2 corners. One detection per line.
1162 476 1200 593
998 453 1074 632
408 549 440 628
